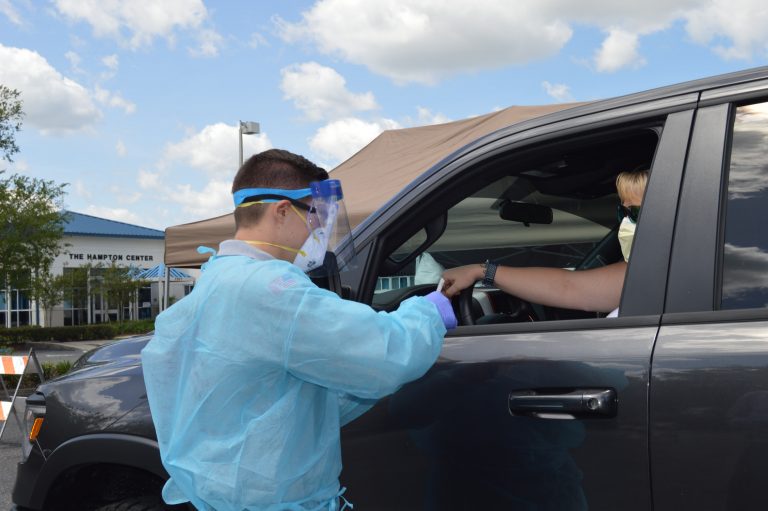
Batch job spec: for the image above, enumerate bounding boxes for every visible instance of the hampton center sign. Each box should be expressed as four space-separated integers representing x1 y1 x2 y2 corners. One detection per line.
67 252 156 263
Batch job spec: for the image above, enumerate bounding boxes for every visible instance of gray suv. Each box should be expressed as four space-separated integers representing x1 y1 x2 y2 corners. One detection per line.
13 66 768 510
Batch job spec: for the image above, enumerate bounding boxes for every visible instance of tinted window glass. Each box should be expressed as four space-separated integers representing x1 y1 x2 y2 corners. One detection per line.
721 102 768 309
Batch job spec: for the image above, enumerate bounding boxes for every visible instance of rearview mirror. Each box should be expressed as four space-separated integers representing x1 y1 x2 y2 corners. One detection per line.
499 200 553 226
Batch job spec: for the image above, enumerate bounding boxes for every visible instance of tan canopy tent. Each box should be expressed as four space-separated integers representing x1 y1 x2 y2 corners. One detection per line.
164 102 581 267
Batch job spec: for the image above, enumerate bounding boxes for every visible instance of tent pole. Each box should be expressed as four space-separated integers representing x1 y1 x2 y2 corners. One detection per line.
163 266 171 311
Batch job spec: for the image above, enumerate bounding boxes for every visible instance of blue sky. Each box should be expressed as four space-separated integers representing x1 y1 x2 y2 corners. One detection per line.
1 0 766 230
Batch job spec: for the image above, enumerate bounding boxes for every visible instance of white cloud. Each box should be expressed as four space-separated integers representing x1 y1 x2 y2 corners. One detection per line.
276 0 768 84
280 62 378 121
310 117 400 165
309 106 450 166
415 107 450 125
0 0 21 25
401 107 451 127
276 0 574 84
542 81 574 101
102 54 119 71
189 28 224 58
74 180 91 199
116 140 127 157
594 28 645 72
249 31 268 48
94 85 136 114
85 205 141 225
12 159 28 172
53 0 208 49
135 172 240 223
684 0 768 60
170 179 233 218
64 50 84 74
111 188 142 205
162 123 273 175
100 53 119 79
0 44 101 134
138 169 160 189
562 0 694 32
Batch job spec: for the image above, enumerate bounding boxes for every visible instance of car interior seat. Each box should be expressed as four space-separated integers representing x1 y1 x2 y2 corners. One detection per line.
575 223 622 270
541 223 623 320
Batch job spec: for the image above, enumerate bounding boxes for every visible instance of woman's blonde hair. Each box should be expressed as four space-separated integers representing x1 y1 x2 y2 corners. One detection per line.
615 168 649 202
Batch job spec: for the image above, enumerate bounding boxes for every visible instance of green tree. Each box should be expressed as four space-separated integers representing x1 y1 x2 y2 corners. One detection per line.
0 172 69 291
0 85 23 163
102 263 147 321
87 262 148 322
30 271 66 327
59 265 92 323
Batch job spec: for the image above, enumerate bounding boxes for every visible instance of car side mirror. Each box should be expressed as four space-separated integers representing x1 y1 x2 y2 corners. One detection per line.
499 200 553 226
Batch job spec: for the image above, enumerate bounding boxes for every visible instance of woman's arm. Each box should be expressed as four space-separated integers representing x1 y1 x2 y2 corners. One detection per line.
442 261 627 313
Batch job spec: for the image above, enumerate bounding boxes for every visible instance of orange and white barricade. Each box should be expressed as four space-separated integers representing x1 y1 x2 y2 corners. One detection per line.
0 349 45 441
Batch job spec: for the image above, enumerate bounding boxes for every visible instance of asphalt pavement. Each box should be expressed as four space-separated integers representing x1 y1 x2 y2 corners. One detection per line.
1 399 24 510
2 340 116 509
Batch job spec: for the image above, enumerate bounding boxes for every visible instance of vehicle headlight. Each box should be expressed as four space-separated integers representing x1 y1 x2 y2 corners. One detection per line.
22 393 46 461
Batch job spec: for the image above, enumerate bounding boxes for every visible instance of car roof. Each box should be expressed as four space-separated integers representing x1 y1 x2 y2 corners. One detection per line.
352 65 768 240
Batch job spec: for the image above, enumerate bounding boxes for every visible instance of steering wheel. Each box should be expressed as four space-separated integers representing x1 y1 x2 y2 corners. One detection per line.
458 286 538 325
458 287 476 325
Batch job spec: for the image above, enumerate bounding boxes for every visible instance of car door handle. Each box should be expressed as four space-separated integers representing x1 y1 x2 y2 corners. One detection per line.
508 389 617 418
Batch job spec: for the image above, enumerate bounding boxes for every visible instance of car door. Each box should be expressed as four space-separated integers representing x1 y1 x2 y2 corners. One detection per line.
338 98 696 510
651 81 768 510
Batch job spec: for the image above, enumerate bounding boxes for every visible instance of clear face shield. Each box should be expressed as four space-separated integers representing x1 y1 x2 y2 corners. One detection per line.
232 179 356 275
306 179 355 272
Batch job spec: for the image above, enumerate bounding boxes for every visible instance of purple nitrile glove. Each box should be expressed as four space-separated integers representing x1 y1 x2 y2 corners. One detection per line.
424 291 458 330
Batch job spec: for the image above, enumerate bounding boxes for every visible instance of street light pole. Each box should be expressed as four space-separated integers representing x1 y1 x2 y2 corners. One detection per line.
238 120 261 168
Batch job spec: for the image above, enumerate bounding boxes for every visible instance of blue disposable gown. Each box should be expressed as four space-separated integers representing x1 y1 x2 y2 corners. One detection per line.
141 240 446 510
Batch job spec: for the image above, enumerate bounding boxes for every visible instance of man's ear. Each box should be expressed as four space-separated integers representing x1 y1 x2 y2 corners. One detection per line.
273 200 292 223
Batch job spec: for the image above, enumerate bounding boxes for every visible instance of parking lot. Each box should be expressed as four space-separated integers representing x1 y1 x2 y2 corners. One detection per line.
1 345 94 510
1 399 24 510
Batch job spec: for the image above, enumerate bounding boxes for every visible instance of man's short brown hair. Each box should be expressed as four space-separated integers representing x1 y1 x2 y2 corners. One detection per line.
232 149 328 229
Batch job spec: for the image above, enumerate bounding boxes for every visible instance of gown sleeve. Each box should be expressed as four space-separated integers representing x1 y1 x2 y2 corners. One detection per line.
252 263 447 399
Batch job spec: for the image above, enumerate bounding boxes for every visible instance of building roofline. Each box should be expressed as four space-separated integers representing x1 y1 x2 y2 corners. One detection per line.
64 210 165 239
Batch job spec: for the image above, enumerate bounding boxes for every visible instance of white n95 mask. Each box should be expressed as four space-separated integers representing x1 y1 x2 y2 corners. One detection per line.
618 217 636 262
293 204 338 272
293 228 329 272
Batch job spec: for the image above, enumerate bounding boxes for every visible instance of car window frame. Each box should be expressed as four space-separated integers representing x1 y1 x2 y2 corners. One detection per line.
714 99 768 312
664 86 768 321
664 103 731 315
350 96 699 331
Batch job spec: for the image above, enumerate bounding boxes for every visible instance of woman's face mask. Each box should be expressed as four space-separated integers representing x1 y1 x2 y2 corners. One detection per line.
618 216 636 262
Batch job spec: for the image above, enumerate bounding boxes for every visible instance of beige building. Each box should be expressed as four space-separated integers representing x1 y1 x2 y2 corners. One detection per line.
1 211 195 328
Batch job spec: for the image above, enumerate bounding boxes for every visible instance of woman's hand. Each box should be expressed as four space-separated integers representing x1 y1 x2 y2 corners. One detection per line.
441 264 484 298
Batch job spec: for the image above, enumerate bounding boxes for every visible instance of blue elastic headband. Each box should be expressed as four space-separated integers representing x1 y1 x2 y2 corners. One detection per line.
232 187 312 207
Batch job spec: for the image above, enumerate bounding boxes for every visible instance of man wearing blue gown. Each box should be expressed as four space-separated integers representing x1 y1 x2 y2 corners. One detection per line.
141 149 456 510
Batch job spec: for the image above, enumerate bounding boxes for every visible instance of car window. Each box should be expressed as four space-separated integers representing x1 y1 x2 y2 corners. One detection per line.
720 101 768 310
373 126 660 321
428 177 612 271
376 179 612 285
